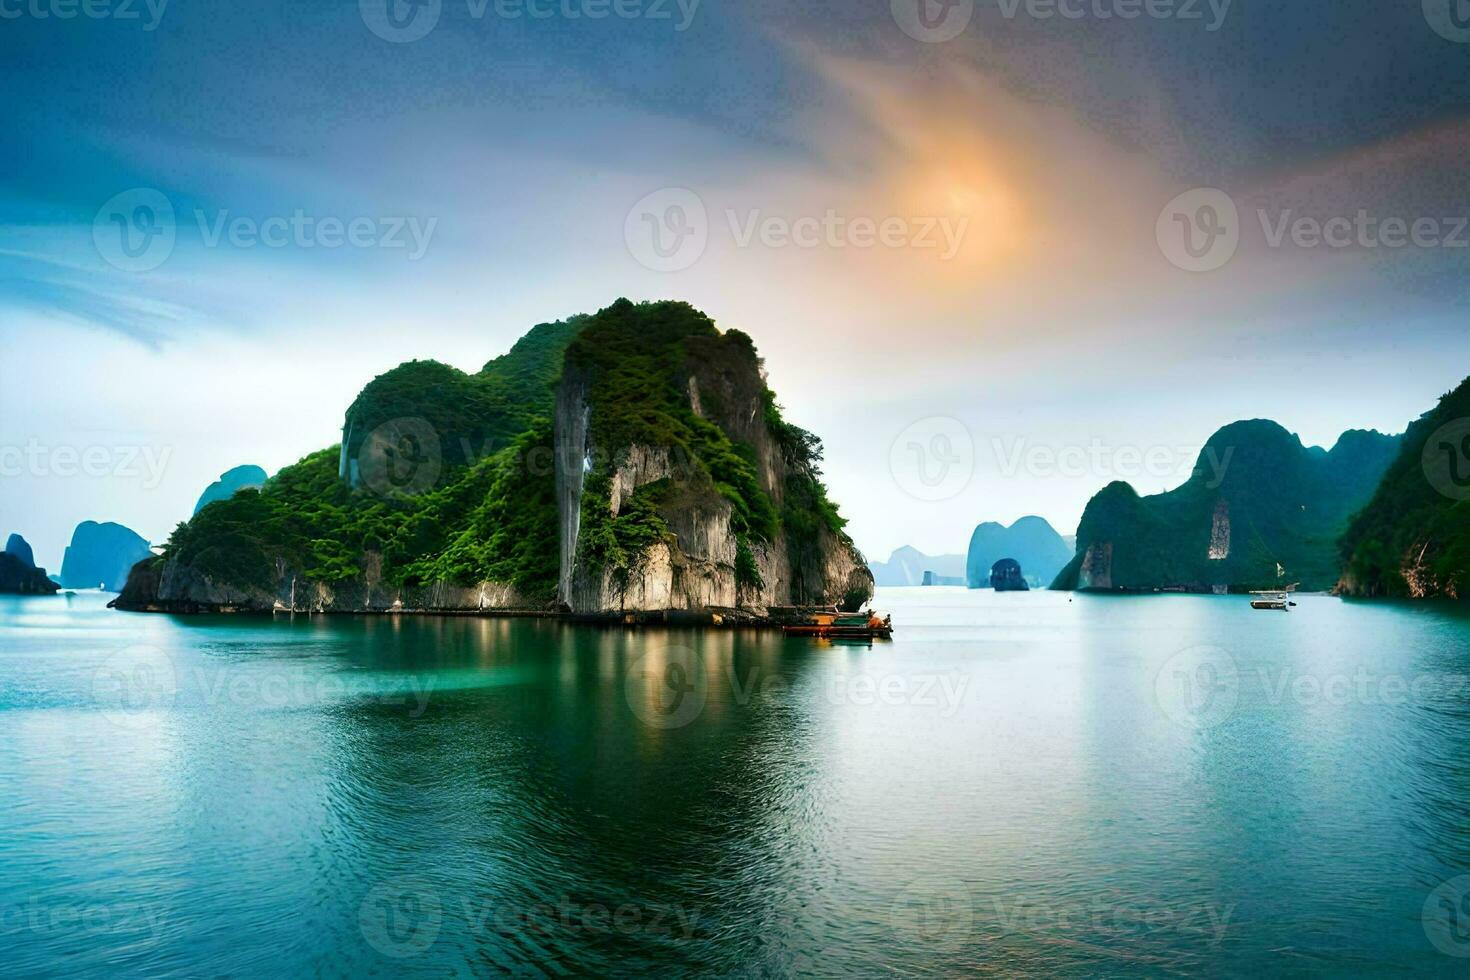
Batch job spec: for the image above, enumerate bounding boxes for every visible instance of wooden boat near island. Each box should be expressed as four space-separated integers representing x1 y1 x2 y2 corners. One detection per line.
774 605 895 640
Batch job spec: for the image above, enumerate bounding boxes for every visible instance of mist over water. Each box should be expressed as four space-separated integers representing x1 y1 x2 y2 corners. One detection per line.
3 588 1470 974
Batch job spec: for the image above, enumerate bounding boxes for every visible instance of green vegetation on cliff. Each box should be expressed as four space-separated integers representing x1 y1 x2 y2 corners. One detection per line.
149 300 854 608
161 317 582 603
1339 378 1470 599
565 300 846 596
1053 421 1401 593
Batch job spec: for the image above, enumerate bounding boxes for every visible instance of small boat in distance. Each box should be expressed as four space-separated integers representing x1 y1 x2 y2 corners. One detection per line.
1251 563 1299 610
1250 582 1299 611
776 605 894 639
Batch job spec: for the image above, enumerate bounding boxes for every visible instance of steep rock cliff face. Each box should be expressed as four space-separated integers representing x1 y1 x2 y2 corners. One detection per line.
116 553 525 613
555 301 871 614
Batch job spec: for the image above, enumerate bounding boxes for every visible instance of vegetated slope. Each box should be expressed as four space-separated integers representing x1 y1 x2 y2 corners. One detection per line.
1053 421 1400 593
1339 377 1470 599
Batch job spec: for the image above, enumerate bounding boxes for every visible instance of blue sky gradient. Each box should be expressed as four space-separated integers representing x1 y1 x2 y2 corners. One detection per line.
3 0 1469 568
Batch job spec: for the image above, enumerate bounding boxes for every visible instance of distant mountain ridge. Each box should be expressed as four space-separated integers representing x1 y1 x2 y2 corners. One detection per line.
966 517 1072 589
60 522 152 592
869 546 966 586
1054 420 1401 593
194 465 269 515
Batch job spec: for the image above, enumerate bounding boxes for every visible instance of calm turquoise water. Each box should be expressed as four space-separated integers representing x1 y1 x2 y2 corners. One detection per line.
4 587 1470 976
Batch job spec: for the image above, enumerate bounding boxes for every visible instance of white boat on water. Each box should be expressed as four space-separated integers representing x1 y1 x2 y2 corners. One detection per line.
1250 564 1298 610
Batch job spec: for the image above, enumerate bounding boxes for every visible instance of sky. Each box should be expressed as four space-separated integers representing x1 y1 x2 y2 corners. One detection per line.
2 0 1469 571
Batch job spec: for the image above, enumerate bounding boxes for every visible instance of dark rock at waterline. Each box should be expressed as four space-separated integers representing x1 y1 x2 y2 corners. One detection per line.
966 517 1071 589
0 552 59 594
990 558 1030 592
4 533 36 568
